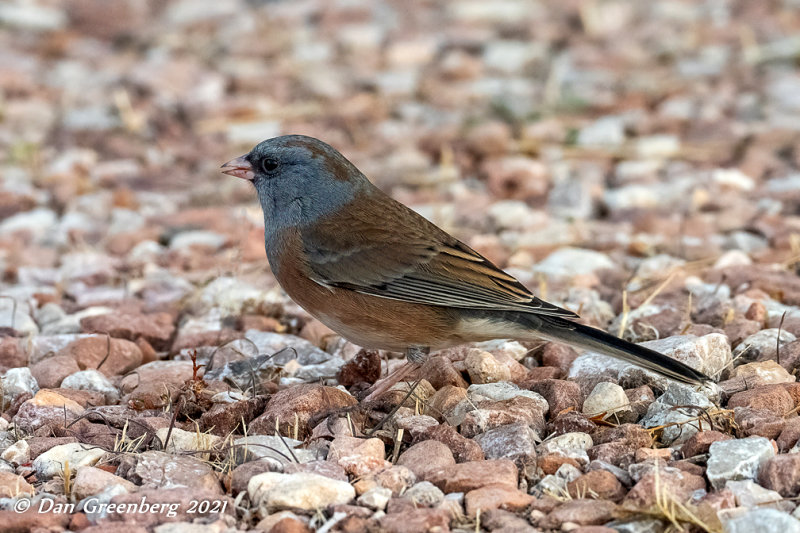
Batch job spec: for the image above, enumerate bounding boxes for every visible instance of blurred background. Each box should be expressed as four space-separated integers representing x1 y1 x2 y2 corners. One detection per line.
1 0 800 324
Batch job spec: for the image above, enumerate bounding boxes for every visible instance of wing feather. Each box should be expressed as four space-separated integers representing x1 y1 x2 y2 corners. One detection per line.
300 194 578 318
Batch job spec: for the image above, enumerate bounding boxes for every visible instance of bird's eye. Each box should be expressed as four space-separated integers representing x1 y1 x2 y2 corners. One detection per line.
261 158 279 173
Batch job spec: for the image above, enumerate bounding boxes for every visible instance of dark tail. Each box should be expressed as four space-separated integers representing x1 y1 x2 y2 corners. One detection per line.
510 313 712 385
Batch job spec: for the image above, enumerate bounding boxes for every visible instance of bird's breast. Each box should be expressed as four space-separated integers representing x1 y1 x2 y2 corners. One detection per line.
266 227 465 352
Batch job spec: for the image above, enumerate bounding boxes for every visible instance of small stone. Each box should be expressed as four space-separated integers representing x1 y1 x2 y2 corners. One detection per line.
735 407 785 439
467 382 549 412
641 384 714 444
1 439 29 466
538 454 582 475
418 424 485 462
231 435 313 466
621 468 705 509
60 369 119 404
707 437 775 489
248 472 355 513
461 396 546 438
14 389 84 434
155 427 222 455
731 361 795 384
727 384 795 416
419 357 468 390
427 459 518 493
426 385 468 422
397 440 455 481
465 349 511 384
540 499 616 529
726 479 785 509
357 487 392 510
402 481 444 507
0 472 34 498
577 116 625 147
328 435 388 477
541 432 594 457
733 329 796 363
527 379 582 415
249 384 356 438
378 507 450 533
567 470 626 502
464 484 534 516
582 382 631 420
29 355 80 389
73 466 137 500
681 431 733 458
33 443 106 479
724 508 800 533
337 349 381 387
473 422 538 469
484 156 549 202
2 366 39 407
59 336 143 376
534 248 615 279
80 312 175 351
121 450 222 494
778 418 800 451
640 334 731 382
757 453 800 497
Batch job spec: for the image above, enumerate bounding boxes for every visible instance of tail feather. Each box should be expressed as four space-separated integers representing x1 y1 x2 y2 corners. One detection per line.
512 314 711 385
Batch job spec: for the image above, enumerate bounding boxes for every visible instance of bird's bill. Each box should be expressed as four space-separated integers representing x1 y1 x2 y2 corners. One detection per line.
220 156 255 180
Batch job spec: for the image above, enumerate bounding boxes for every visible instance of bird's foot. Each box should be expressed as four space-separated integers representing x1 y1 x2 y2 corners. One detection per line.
406 345 430 363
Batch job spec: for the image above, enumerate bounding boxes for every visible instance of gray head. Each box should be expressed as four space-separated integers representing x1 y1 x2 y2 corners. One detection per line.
221 135 373 229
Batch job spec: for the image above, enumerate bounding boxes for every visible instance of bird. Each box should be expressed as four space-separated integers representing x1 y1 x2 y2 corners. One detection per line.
222 135 711 385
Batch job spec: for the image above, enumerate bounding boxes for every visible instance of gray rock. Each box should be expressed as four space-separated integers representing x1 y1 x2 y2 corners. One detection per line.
533 247 616 279
248 472 355 513
641 334 731 383
169 230 227 251
733 329 796 364
724 508 800 533
357 486 391 510
123 450 222 493
77 484 131 522
707 437 775 490
403 481 444 507
641 383 713 445
577 116 625 147
473 423 538 478
0 298 37 335
483 40 543 73
587 460 633 487
467 382 549 412
539 432 592 465
61 370 119 404
231 435 317 467
1 439 29 466
2 367 39 405
0 2 66 30
725 480 791 511
33 443 106 479
605 519 668 533
582 382 632 419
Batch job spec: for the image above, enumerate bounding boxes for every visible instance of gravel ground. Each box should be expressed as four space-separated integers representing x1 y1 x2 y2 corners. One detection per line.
2 0 800 532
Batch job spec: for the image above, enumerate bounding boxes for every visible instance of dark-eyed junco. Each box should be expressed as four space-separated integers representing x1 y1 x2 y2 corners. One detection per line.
222 135 710 385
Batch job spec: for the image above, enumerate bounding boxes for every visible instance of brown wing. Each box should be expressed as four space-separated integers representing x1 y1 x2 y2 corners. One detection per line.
300 191 578 318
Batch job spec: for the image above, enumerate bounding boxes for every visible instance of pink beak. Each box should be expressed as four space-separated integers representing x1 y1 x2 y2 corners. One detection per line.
221 156 255 180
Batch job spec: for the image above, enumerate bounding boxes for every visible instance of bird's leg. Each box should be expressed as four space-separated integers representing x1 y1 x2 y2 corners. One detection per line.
406 345 430 363
362 346 428 404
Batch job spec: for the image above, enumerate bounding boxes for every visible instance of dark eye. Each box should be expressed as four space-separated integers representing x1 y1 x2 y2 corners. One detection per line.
261 158 279 173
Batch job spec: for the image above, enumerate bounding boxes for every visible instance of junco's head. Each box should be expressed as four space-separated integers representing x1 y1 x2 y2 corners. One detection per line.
221 135 372 227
